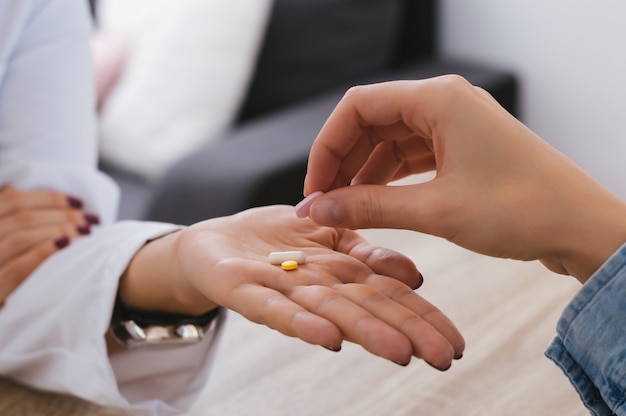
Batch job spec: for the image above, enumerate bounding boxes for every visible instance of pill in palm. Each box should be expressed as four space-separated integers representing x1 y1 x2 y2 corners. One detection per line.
281 260 299 271
268 251 306 264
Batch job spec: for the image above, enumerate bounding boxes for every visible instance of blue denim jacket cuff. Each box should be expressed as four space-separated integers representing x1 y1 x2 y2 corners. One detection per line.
545 243 626 416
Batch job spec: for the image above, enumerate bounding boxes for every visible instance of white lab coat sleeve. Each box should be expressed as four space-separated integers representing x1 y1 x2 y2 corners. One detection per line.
0 0 119 223
0 221 223 415
0 1 221 414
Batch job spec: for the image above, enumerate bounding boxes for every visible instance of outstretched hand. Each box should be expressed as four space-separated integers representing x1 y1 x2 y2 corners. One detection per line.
120 205 464 370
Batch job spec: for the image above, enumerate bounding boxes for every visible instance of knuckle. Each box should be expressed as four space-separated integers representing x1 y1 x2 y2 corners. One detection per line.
259 295 292 328
353 314 382 334
61 223 79 237
428 75 473 107
66 210 83 224
358 288 387 309
398 313 427 333
354 190 385 228
52 192 70 207
343 84 366 101
308 285 342 309
14 210 35 226
337 282 386 307
435 74 472 92
262 294 290 310
397 282 419 299
9 233 32 253
2 187 23 209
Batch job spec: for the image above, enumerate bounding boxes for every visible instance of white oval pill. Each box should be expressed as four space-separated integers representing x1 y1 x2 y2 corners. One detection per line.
268 251 306 265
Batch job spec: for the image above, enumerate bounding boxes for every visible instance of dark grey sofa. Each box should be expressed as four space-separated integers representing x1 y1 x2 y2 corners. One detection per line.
101 0 518 225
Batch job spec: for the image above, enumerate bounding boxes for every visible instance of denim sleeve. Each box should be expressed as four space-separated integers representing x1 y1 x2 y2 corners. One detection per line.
545 244 626 416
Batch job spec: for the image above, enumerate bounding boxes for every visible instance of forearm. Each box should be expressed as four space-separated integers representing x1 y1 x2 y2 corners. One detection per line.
548 165 626 283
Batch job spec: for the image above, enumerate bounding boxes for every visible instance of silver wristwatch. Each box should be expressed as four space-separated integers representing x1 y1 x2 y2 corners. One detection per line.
110 297 222 349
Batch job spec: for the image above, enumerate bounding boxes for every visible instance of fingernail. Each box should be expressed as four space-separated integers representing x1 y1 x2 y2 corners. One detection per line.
393 358 411 367
323 345 342 352
309 199 343 225
413 272 424 290
428 361 452 371
294 191 324 218
454 353 463 360
84 214 100 225
54 236 70 249
67 196 83 208
76 224 91 235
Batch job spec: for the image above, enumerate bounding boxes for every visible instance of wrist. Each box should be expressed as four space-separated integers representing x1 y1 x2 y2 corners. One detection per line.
557 190 626 284
118 230 217 316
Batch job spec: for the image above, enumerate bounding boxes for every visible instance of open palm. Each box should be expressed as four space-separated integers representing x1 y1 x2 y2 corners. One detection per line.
175 205 464 370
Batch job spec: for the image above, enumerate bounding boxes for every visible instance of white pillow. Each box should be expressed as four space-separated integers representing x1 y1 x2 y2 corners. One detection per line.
97 0 273 181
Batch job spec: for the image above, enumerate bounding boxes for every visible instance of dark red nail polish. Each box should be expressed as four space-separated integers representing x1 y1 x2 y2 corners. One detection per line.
428 361 452 371
323 345 342 352
84 214 100 225
67 196 83 208
76 225 91 235
413 272 424 290
54 236 70 249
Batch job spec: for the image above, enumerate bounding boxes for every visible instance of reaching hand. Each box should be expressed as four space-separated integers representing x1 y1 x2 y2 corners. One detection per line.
302 76 626 283
0 185 99 302
120 205 465 370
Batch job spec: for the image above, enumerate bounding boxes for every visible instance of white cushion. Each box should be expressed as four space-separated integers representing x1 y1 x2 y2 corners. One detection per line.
97 0 273 181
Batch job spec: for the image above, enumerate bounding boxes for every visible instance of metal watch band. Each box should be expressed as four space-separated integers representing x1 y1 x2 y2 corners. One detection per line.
110 296 222 349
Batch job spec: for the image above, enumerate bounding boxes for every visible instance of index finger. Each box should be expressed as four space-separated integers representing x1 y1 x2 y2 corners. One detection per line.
304 80 437 195
0 185 82 217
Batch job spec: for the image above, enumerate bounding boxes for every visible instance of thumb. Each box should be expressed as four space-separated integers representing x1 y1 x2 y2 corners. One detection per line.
309 183 441 232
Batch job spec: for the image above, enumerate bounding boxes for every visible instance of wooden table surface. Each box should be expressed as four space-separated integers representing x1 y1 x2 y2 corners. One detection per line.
0 224 589 415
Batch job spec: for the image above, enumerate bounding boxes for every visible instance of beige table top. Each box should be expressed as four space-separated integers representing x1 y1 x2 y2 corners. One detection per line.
0 228 588 416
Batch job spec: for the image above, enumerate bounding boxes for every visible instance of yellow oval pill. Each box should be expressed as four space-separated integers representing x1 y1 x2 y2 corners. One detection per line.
281 260 298 271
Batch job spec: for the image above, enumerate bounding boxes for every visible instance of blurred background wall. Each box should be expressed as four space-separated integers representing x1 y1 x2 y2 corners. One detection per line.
440 0 626 199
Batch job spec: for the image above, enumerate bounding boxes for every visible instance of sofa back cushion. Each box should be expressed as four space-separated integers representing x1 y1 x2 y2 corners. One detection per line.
96 0 272 181
238 0 402 121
